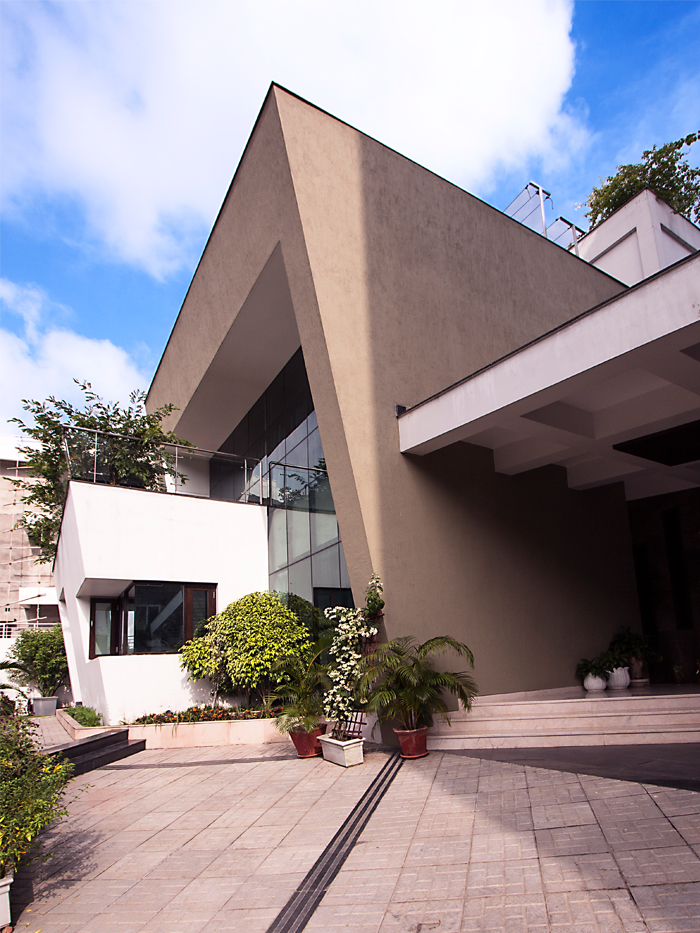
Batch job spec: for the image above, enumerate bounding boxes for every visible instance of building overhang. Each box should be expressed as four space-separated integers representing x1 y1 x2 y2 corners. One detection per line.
399 254 700 500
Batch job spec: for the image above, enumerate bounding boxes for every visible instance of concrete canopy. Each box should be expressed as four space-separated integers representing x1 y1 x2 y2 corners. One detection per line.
399 253 700 501
149 85 643 694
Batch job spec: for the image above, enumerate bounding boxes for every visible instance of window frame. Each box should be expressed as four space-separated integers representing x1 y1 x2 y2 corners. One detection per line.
89 583 216 658
89 598 120 659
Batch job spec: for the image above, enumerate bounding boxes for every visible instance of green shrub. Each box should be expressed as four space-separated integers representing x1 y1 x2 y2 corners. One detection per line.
180 591 311 703
0 712 73 877
276 592 331 641
8 624 69 697
66 706 102 727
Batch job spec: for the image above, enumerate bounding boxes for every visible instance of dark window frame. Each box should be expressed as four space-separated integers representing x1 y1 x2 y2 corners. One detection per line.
89 598 120 659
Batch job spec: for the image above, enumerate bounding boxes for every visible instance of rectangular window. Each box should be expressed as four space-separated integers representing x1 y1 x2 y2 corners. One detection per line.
90 599 119 658
90 583 216 657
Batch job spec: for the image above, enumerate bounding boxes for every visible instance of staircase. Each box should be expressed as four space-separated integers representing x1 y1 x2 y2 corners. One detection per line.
47 728 146 775
428 687 700 750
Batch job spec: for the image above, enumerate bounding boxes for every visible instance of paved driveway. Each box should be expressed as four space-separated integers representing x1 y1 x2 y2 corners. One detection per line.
11 745 700 932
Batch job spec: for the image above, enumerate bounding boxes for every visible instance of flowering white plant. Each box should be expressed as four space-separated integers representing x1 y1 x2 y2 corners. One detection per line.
323 606 378 730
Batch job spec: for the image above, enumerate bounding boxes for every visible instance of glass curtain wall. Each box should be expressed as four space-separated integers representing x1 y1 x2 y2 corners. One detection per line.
217 349 352 608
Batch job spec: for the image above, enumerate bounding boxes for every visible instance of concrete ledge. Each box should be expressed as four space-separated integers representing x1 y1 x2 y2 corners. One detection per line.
56 707 115 741
126 717 292 749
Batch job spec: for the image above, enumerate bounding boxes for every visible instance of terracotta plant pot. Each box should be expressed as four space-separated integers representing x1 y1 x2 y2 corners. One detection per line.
289 728 323 758
394 726 429 759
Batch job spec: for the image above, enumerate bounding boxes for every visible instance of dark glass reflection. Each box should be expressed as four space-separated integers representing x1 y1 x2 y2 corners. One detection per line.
130 583 184 654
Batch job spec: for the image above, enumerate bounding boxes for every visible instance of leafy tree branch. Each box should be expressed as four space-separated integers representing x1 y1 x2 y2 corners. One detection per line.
10 381 190 562
584 132 700 228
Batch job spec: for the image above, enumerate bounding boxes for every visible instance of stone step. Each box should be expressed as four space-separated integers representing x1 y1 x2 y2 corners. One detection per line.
46 728 147 775
431 710 700 737
428 691 700 748
428 730 700 749
452 694 700 720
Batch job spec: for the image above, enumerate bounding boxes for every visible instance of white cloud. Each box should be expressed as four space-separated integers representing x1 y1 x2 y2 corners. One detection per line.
1 0 581 278
0 278 147 429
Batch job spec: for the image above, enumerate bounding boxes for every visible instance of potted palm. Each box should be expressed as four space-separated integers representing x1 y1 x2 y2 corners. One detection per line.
358 636 478 759
273 642 330 758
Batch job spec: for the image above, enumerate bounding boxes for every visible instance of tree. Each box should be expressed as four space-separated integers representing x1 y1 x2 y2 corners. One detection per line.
10 381 191 562
585 132 700 228
180 591 311 704
8 624 69 698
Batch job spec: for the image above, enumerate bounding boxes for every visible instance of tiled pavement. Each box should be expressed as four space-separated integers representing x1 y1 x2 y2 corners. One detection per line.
11 744 700 932
32 714 72 748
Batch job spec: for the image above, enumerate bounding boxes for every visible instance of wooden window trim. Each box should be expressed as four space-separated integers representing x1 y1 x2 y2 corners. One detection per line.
89 598 119 659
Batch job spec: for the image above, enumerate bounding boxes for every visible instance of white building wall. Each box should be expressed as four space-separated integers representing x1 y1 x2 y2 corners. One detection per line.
578 189 700 286
54 481 269 725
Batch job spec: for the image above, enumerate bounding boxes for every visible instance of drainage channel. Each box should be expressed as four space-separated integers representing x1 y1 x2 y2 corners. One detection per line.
266 752 404 933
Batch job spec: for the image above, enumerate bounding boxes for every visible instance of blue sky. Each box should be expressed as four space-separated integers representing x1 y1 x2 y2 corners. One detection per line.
1 0 699 431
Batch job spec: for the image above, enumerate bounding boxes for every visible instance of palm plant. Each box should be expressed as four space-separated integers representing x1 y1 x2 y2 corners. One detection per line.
358 636 478 732
0 661 29 699
272 641 331 735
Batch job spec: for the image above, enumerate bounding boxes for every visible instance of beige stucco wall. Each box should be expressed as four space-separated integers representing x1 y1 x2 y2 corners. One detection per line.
149 85 639 694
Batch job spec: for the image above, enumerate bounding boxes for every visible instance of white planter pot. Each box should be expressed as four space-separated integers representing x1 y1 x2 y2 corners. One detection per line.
32 696 58 717
318 735 364 768
583 674 607 692
608 666 631 690
0 871 13 928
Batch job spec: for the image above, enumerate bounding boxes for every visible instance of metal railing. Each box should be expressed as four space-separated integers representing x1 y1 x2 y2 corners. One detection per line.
61 428 332 511
62 427 263 504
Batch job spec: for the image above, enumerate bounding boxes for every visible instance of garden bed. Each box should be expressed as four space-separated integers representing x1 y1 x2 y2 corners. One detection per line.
127 716 290 749
56 707 114 741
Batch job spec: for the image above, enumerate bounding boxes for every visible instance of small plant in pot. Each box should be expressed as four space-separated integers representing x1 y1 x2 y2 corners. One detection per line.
608 627 661 685
6 624 69 716
576 655 611 692
358 636 478 759
601 648 631 690
273 642 331 758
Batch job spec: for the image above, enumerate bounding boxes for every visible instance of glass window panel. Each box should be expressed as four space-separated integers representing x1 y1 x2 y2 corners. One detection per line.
133 583 184 654
269 463 286 508
191 590 209 630
93 602 113 656
287 509 311 563
247 396 266 449
288 557 312 603
307 410 318 433
267 369 285 426
339 542 351 589
209 456 245 501
286 437 308 469
124 587 135 654
269 567 289 595
268 508 288 572
285 420 307 455
310 470 334 513
285 466 310 511
312 544 341 589
311 510 339 552
307 428 324 471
